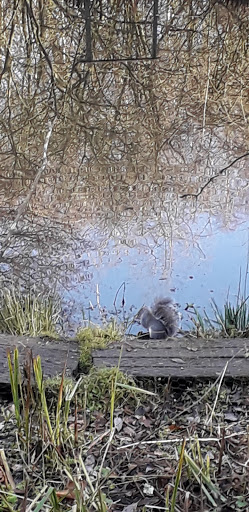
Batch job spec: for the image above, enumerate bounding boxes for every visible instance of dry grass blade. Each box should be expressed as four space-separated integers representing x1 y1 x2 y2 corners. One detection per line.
170 438 186 512
110 345 123 430
0 450 15 490
206 361 228 430
117 382 157 395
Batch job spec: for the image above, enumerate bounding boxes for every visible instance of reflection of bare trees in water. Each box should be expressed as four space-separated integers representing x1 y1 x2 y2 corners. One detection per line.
1 159 247 289
0 0 249 288
0 215 94 290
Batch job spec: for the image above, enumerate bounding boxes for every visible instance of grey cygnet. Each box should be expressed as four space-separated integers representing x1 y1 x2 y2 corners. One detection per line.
139 298 178 339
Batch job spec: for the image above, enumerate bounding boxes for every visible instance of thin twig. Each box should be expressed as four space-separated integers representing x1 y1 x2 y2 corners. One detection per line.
181 152 249 199
202 56 210 137
117 430 246 451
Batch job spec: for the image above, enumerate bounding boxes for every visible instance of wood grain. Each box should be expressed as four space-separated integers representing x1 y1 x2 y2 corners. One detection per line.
92 337 249 377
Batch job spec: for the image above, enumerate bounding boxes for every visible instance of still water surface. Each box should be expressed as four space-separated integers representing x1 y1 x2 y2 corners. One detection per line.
1 163 248 333
63 213 249 333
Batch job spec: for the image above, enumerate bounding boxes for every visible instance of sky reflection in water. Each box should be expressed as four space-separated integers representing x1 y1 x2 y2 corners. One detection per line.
63 214 249 333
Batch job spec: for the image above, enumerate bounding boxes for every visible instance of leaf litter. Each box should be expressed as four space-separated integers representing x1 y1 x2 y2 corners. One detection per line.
0 377 249 511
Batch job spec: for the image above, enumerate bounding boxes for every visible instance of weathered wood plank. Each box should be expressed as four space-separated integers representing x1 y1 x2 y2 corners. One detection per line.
93 357 248 367
93 337 249 353
95 337 249 349
92 337 249 378
0 334 79 384
93 347 248 359
99 365 249 378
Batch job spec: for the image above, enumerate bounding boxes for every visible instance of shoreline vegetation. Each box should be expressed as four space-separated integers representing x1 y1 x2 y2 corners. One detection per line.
0 287 248 511
1 285 249 338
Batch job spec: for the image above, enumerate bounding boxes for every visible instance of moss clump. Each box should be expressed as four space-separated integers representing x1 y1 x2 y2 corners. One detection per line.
44 368 137 412
44 375 75 397
77 322 121 372
79 366 136 411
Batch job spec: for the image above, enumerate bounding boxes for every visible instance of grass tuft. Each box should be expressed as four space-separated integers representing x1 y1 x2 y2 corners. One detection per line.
211 297 249 336
79 366 136 411
0 287 61 337
189 295 249 338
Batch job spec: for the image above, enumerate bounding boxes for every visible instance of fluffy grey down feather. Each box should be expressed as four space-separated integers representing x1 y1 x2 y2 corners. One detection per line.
139 298 178 339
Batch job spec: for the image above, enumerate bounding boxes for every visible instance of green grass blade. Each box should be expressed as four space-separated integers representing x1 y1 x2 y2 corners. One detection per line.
170 438 186 512
7 349 21 429
33 487 54 512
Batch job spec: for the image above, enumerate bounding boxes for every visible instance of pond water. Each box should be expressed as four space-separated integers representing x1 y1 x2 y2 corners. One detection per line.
1 162 248 334
62 211 249 334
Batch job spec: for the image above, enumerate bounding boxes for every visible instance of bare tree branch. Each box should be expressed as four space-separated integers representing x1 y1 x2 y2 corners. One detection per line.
151 0 158 59
181 152 249 199
84 0 93 62
0 119 56 256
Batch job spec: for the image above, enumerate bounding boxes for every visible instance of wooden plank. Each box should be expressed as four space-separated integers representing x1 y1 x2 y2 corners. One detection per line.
93 346 248 358
96 337 247 348
108 366 249 378
0 334 79 384
92 337 249 378
93 338 249 353
93 359 249 377
93 356 248 367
